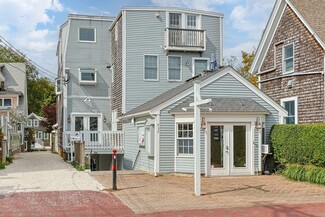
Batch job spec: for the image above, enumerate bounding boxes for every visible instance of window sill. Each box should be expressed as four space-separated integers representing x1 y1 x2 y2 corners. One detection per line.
79 81 97 86
144 79 159 82
176 155 194 158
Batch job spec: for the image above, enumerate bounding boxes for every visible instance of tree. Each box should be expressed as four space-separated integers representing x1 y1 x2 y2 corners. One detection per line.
240 50 257 86
0 45 55 114
224 50 257 85
41 103 56 133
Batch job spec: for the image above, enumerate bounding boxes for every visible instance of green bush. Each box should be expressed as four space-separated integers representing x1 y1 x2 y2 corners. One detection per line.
0 162 5 169
6 156 13 165
71 161 85 171
284 164 325 185
270 124 325 167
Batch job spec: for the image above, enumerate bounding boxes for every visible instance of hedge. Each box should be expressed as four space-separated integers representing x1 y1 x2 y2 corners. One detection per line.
270 124 325 167
284 164 325 185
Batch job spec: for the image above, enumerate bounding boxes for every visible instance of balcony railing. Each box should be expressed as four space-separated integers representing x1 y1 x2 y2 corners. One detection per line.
63 131 124 153
165 28 206 52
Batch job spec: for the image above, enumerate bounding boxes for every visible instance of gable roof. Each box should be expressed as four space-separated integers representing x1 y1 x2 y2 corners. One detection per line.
169 97 270 114
250 0 325 75
28 113 46 121
120 66 287 120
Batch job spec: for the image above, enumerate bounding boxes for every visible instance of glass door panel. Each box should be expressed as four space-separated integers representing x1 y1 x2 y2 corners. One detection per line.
233 125 246 168
210 126 224 168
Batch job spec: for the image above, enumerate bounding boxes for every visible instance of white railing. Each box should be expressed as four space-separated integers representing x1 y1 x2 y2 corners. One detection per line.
63 131 124 153
165 28 206 51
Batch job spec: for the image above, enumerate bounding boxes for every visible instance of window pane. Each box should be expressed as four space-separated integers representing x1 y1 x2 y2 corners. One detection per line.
169 13 181 28
187 15 196 29
285 117 295 124
89 117 98 131
285 44 293 58
79 28 95 41
168 56 181 80
75 117 83 131
194 60 208 75
285 59 293 72
144 56 158 80
80 69 96 81
4 99 11 106
284 101 295 116
233 126 246 167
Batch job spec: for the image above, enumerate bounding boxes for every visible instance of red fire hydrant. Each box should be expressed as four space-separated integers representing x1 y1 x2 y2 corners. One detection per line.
112 149 117 190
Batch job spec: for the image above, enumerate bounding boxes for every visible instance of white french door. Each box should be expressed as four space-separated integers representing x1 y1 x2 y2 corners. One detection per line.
209 123 252 176
72 115 101 142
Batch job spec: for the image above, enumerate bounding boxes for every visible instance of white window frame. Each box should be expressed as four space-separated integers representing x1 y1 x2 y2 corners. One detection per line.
55 78 62 95
27 119 32 127
176 122 194 156
78 68 97 85
145 125 155 157
34 119 39 127
138 125 145 147
192 57 210 77
283 43 294 74
0 98 12 108
44 132 49 140
143 55 159 81
167 12 201 29
281 96 298 124
37 131 43 139
78 27 96 43
167 56 182 81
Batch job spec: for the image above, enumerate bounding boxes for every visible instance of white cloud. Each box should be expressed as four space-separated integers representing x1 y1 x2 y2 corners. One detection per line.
0 0 63 77
151 0 236 11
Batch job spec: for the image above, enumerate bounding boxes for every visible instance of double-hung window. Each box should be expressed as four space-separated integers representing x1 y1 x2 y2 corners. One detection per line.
27 119 32 127
144 55 158 81
168 56 181 81
34 120 39 127
177 123 193 155
79 28 96 42
79 68 97 85
281 97 298 124
283 43 294 73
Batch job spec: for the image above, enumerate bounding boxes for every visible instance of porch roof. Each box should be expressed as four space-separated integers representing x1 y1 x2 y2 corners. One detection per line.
169 97 270 114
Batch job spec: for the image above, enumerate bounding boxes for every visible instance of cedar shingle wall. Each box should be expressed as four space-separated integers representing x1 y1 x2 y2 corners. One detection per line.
260 5 325 123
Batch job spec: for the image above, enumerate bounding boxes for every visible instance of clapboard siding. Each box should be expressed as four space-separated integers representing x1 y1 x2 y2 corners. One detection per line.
201 73 279 142
64 17 112 132
123 10 222 113
123 121 138 170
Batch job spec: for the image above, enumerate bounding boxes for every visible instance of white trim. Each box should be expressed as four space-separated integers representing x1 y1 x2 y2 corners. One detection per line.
78 68 97 85
67 96 110 100
167 55 182 82
152 67 287 117
143 54 159 81
283 43 294 74
280 96 298 124
78 27 96 43
286 0 325 50
192 57 210 77
122 10 127 114
120 6 224 18
175 122 194 156
154 115 160 175
69 14 114 22
220 17 223 67
34 119 39 127
250 0 286 74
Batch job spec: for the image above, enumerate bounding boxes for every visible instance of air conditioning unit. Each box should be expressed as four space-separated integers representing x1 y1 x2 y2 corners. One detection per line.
261 144 270 154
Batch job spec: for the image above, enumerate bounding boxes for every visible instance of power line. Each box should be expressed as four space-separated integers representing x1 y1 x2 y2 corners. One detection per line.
0 35 56 80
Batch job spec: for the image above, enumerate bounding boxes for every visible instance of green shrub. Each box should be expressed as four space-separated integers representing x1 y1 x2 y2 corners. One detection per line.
284 164 325 185
71 161 85 171
0 162 5 169
271 124 325 167
6 156 13 164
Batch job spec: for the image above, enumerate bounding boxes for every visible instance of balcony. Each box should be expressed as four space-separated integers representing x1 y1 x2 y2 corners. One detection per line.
63 131 124 155
165 28 206 52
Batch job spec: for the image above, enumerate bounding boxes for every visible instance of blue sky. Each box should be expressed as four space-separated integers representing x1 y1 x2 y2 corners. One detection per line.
0 0 275 80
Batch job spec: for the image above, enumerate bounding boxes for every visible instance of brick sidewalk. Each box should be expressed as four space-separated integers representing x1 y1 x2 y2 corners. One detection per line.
91 171 325 215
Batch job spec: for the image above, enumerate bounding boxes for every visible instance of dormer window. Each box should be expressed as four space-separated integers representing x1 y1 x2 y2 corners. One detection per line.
34 119 39 127
283 43 294 73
